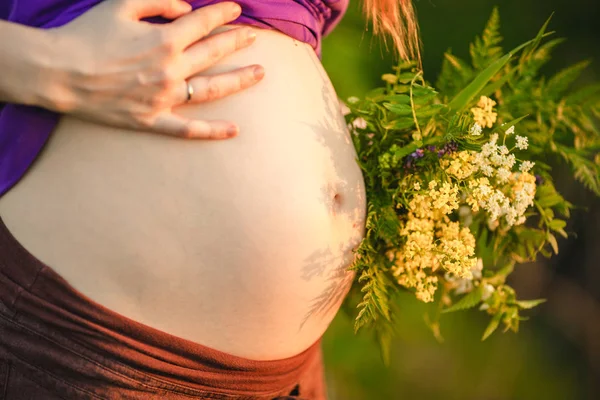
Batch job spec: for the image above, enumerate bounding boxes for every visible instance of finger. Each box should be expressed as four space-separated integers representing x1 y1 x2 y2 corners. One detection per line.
117 0 192 20
151 113 239 140
163 2 242 51
187 65 265 104
181 27 257 76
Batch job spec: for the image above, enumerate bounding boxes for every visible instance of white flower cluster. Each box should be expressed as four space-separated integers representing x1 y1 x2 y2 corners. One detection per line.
520 160 535 173
466 133 537 227
515 135 529 150
470 123 483 136
474 133 516 183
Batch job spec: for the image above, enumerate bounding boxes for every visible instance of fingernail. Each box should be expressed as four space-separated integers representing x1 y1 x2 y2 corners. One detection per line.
227 126 239 137
253 66 265 80
230 3 242 19
246 30 257 44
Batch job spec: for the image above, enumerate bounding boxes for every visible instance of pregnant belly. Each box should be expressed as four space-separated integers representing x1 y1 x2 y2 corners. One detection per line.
0 27 366 360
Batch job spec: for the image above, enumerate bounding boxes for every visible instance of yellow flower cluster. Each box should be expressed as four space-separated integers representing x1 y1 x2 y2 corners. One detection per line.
428 181 460 215
440 151 477 180
471 96 497 128
393 131 537 303
391 181 477 302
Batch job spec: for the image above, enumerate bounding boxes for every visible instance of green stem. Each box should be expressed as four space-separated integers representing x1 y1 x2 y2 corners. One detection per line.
410 71 425 137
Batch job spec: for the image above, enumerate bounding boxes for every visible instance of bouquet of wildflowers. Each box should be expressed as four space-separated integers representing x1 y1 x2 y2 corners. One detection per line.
342 8 600 364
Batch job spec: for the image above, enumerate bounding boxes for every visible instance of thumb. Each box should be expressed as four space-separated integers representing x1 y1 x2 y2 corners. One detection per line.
119 0 192 20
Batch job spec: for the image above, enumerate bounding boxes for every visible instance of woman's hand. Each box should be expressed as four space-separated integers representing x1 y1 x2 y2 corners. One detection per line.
42 0 264 139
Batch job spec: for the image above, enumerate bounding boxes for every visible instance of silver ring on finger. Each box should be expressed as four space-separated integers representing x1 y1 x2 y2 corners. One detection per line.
185 80 194 103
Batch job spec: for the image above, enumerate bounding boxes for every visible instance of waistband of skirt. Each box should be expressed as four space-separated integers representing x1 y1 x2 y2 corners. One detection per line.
0 215 322 395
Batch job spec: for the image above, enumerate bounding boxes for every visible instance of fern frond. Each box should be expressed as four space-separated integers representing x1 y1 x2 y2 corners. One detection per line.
545 60 591 99
442 285 484 313
573 159 600 196
566 82 600 106
556 145 600 195
515 38 565 82
436 50 474 98
354 267 392 333
470 7 504 70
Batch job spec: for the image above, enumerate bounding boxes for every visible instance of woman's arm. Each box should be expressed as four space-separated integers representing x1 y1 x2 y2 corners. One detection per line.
0 21 55 107
0 0 264 140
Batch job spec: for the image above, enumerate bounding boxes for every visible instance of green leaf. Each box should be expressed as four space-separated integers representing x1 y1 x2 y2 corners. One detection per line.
391 143 421 160
519 13 555 66
442 285 484 313
392 60 419 71
354 267 392 333
413 92 438 105
383 103 413 116
494 261 515 279
398 72 419 83
447 52 512 113
447 36 546 113
376 326 393 367
548 219 567 231
494 115 529 134
566 83 600 106
482 312 503 341
548 218 568 238
383 94 411 104
381 73 398 84
408 85 438 97
383 119 416 130
365 87 387 101
514 299 547 309
448 14 550 111
415 104 447 118
478 68 514 98
448 31 553 114
546 60 591 98
536 194 564 208
547 232 559 255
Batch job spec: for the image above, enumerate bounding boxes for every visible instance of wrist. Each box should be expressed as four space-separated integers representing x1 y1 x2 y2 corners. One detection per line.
0 21 74 112
0 22 44 106
31 28 78 113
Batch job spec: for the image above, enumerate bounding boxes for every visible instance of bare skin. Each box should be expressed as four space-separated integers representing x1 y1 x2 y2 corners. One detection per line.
0 0 265 138
0 9 366 360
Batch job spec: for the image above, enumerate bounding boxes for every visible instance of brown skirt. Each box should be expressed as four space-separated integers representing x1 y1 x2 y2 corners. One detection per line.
0 215 326 399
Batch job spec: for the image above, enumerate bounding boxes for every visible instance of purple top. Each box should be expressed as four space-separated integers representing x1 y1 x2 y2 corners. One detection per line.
0 0 348 197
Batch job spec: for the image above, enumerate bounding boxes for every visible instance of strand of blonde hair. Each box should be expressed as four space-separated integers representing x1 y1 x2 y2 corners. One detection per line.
362 0 422 64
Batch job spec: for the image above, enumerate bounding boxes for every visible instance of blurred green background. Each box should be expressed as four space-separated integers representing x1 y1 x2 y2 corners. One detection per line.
319 1 600 399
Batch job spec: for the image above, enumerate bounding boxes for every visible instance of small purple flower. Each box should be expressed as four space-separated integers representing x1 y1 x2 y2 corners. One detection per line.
437 141 459 157
446 141 459 153
427 145 436 152
535 175 544 185
403 148 428 169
